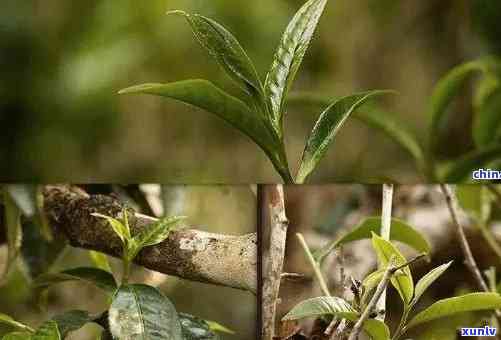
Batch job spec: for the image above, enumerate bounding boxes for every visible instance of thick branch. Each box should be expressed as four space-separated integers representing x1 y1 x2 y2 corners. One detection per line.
262 185 289 340
1 185 256 293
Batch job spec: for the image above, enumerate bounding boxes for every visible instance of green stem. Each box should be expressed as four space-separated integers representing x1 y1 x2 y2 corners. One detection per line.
296 233 330 296
392 307 410 340
122 258 130 285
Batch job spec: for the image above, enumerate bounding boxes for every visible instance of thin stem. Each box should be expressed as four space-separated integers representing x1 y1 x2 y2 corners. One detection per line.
297 233 331 296
391 308 410 340
440 185 489 292
376 183 394 321
348 254 425 340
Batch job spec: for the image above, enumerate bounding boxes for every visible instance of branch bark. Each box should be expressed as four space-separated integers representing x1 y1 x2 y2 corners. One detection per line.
1 185 257 293
262 184 289 340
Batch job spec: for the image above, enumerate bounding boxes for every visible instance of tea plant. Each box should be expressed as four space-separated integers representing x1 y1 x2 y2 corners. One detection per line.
289 56 501 182
118 0 391 183
0 186 232 340
281 198 501 339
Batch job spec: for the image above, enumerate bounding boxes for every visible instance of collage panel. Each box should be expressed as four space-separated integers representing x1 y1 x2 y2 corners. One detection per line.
0 184 256 340
261 184 501 340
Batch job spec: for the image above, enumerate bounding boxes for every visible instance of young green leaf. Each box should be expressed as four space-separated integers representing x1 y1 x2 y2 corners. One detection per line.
109 284 182 340
296 90 393 183
473 73 501 147
32 321 60 340
371 233 414 305
118 80 282 170
179 313 221 340
33 267 117 294
339 314 390 340
411 261 452 307
405 292 501 330
264 0 327 134
2 332 33 340
0 314 34 333
88 250 112 273
428 58 494 154
134 216 185 249
314 217 431 264
167 10 264 108
442 144 501 182
287 92 425 174
92 212 131 244
3 193 22 279
205 320 234 335
456 185 492 225
282 296 355 320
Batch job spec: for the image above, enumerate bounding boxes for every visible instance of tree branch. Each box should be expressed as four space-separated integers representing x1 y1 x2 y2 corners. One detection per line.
1 185 256 293
262 185 289 340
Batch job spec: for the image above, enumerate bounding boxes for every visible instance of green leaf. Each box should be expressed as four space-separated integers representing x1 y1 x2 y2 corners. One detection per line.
412 261 453 307
456 185 492 224
314 217 431 264
32 321 60 340
179 313 220 340
118 80 281 169
282 296 354 320
362 269 385 295
167 10 264 108
134 216 185 250
442 144 501 182
282 297 389 340
429 58 495 154
264 0 327 133
371 233 414 305
473 73 501 147
92 212 130 244
287 93 425 172
109 284 182 340
2 332 33 340
50 310 91 338
3 192 23 279
205 321 234 335
33 267 117 294
296 90 393 183
0 314 34 333
406 292 501 330
88 250 112 273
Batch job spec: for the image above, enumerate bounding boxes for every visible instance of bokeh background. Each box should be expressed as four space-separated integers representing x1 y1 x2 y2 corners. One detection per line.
0 185 256 340
1 0 500 182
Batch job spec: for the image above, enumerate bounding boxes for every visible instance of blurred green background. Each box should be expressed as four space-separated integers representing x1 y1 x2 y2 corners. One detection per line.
0 185 256 340
1 0 500 182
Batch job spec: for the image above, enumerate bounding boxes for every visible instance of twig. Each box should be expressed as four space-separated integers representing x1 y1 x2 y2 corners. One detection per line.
297 233 331 297
262 185 289 340
376 183 394 321
348 254 424 340
440 185 489 292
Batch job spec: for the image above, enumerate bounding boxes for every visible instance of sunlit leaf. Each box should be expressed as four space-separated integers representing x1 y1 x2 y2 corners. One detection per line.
287 93 425 173
167 10 264 108
0 313 34 333
282 297 389 340
92 212 130 244
88 250 112 273
412 261 452 307
443 144 501 182
32 321 60 340
33 267 117 294
205 320 234 335
406 292 501 330
109 284 182 340
118 80 282 170
296 90 393 183
473 73 501 147
134 216 185 250
314 217 430 264
264 0 327 134
179 313 220 340
371 233 414 305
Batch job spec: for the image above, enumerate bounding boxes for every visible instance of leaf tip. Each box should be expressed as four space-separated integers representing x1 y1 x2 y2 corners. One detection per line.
166 9 188 17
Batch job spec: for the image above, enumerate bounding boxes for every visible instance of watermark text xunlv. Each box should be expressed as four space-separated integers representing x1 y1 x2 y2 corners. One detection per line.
461 326 497 336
